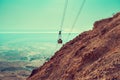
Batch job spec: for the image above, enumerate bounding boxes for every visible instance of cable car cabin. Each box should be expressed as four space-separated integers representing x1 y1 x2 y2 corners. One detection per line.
58 39 62 44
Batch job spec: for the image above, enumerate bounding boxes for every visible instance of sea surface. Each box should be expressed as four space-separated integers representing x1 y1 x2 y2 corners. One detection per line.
0 33 78 79
0 33 78 63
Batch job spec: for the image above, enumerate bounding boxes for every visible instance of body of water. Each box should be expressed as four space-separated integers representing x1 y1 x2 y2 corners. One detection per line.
0 33 78 79
0 33 78 64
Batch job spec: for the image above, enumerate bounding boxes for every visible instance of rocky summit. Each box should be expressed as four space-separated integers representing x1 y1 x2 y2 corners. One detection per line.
27 12 120 80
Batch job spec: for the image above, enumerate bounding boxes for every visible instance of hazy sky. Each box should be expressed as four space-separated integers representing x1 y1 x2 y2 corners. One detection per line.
0 0 120 33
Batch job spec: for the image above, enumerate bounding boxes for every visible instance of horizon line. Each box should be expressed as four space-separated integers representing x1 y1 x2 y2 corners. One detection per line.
0 32 80 34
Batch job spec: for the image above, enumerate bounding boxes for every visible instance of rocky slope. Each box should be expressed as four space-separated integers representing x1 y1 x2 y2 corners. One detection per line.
27 12 120 80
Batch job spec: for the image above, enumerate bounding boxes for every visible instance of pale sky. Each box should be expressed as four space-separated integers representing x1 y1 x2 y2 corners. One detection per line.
0 0 120 33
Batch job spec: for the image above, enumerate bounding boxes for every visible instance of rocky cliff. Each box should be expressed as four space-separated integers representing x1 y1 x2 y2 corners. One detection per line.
27 12 120 80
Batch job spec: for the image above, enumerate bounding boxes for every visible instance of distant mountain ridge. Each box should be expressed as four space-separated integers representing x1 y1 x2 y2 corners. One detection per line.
27 12 120 80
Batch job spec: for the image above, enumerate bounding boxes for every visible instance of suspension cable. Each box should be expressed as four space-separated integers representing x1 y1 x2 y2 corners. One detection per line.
60 0 69 31
66 0 86 41
57 0 68 45
53 0 68 54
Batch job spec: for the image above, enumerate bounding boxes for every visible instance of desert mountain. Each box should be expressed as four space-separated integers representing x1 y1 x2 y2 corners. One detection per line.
27 12 120 80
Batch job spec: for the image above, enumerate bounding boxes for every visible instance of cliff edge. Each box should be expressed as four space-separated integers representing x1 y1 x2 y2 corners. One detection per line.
27 12 120 80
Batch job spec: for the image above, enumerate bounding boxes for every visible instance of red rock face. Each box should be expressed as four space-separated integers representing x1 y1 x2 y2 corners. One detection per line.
27 12 120 80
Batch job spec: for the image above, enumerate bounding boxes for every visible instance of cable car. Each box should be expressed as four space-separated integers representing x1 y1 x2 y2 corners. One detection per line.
58 31 63 44
58 38 62 44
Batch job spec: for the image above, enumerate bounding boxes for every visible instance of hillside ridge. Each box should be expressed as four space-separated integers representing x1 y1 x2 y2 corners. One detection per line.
27 12 120 80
